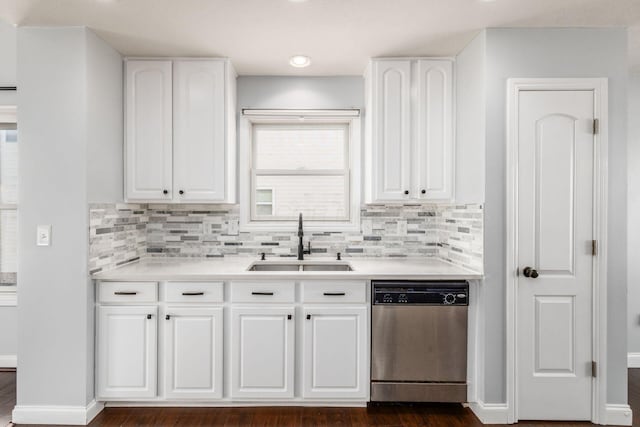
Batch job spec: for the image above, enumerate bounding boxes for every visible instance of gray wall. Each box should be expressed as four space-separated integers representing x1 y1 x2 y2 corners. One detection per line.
0 18 17 362
628 72 640 355
86 30 123 203
17 26 122 408
481 27 628 404
455 32 486 205
237 76 364 111
0 306 17 356
0 19 16 106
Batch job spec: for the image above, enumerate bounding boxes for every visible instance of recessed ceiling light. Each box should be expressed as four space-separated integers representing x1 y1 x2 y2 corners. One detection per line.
289 55 311 68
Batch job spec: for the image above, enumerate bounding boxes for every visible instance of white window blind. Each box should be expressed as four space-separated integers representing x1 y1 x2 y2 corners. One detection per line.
0 124 17 286
251 123 350 221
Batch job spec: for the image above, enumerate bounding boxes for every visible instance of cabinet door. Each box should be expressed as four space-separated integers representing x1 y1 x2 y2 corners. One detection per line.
231 307 295 398
303 306 368 399
125 60 173 201
97 306 157 399
173 61 227 202
164 307 223 399
372 60 412 201
415 60 454 201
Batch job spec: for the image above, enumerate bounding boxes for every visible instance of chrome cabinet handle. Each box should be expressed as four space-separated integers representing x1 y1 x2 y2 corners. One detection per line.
323 292 346 296
182 292 204 296
252 291 274 296
522 267 539 278
114 291 137 295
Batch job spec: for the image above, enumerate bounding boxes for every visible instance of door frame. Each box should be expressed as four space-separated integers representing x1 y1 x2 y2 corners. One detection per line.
505 78 609 424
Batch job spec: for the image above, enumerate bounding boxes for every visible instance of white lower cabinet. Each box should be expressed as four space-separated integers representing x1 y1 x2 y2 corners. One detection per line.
97 305 158 399
96 280 369 404
231 306 295 398
164 306 223 399
302 306 368 399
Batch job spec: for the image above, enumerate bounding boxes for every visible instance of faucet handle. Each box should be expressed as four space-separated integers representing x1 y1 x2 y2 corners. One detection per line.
337 252 342 261
260 252 266 261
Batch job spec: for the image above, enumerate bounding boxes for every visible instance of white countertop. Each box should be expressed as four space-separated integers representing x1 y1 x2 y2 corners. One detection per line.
92 257 482 281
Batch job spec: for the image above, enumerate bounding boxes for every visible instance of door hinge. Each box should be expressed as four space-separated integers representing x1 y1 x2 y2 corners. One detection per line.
593 119 599 135
592 240 597 256
592 361 597 377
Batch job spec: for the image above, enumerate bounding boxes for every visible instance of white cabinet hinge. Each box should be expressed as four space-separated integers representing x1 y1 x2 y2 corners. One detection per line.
593 119 599 135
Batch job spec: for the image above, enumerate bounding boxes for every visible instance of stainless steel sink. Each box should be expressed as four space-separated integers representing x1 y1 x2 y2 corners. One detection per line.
302 264 353 271
247 264 301 271
247 261 353 272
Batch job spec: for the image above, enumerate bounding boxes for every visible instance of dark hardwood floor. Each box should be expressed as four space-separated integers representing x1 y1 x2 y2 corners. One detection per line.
2 370 638 426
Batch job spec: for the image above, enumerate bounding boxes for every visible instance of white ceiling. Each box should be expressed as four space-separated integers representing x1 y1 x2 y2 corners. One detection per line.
1 0 640 75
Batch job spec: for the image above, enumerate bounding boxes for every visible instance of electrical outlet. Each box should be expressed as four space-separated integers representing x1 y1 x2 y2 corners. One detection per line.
228 219 239 236
361 219 373 235
397 220 408 235
37 225 51 246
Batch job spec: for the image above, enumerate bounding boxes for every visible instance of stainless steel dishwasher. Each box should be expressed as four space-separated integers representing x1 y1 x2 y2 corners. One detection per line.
371 280 469 403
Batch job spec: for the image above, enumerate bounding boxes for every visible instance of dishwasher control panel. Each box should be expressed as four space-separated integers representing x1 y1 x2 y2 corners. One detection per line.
372 281 469 306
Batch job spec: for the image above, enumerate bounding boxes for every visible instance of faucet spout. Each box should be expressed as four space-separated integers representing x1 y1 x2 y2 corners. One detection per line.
298 213 305 260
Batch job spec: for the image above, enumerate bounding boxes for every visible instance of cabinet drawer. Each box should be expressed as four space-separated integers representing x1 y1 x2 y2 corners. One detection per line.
230 281 295 303
301 281 366 303
98 282 158 303
165 282 224 303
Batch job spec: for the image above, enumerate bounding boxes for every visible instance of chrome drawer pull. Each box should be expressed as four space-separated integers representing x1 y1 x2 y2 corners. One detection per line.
114 291 138 295
182 292 204 296
252 291 274 296
323 292 346 296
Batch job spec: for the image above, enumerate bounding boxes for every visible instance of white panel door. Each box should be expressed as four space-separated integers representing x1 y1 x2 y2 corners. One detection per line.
373 60 412 201
164 306 223 399
302 307 368 399
517 90 594 420
125 60 173 201
97 306 157 399
173 61 227 202
415 60 453 201
231 307 295 398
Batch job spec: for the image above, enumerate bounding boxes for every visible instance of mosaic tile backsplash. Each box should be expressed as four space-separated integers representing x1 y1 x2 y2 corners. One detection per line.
89 203 483 274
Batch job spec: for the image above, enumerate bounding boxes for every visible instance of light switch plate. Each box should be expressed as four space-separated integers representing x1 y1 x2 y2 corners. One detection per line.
37 225 51 246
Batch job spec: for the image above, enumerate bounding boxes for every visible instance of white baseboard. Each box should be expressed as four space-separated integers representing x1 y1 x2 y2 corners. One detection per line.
0 355 16 368
12 399 104 425
628 353 640 368
468 400 510 424
605 404 633 426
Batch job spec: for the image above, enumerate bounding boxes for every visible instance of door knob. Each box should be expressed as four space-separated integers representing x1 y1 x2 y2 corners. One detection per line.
522 267 539 278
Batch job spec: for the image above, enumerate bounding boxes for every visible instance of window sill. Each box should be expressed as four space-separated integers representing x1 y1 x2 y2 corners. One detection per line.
240 219 361 233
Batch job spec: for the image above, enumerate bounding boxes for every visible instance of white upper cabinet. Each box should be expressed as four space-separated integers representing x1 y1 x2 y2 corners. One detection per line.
415 60 454 200
371 60 412 201
125 59 236 203
173 61 227 202
125 60 173 201
365 58 454 203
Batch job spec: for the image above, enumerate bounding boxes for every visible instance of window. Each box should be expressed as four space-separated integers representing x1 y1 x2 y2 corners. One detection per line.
0 106 17 291
240 110 361 231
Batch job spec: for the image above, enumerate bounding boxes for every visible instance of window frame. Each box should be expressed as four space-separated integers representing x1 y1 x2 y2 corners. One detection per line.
239 110 361 232
0 105 17 304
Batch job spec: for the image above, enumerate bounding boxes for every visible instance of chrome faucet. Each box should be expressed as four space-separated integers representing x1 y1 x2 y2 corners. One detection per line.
297 213 311 260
